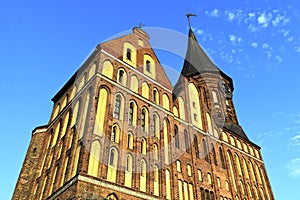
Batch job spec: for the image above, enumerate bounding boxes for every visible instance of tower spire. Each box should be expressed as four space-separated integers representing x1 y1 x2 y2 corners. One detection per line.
185 13 197 28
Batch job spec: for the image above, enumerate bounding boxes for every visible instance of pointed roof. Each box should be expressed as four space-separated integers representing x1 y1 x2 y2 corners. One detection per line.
181 28 221 77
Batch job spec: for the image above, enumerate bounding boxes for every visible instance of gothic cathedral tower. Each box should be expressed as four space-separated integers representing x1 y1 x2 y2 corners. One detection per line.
13 27 274 200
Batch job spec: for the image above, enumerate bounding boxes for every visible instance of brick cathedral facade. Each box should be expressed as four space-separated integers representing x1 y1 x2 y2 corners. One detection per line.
13 27 274 200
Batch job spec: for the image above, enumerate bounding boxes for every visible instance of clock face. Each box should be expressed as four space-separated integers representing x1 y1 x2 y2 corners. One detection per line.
218 80 232 99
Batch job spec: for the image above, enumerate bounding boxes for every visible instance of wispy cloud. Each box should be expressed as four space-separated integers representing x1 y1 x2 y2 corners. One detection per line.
205 9 220 18
288 158 300 179
251 42 258 48
291 135 300 147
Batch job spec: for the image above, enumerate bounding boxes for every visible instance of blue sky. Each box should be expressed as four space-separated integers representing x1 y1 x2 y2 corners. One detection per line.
1 0 299 199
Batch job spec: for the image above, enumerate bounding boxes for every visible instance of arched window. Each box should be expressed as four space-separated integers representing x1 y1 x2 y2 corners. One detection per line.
194 135 200 158
162 93 170 111
198 169 202 181
165 169 171 199
125 154 133 187
113 94 122 120
206 113 213 135
127 132 133 149
111 125 119 143
141 108 149 132
143 54 156 79
187 164 192 176
142 82 149 99
102 60 113 79
207 173 212 185
128 102 134 125
107 147 118 182
176 160 181 172
61 111 70 138
184 130 190 153
94 88 108 137
188 83 202 129
51 122 61 148
126 48 132 60
227 151 237 191
153 113 160 138
154 165 159 196
79 92 90 139
88 141 101 177
202 139 209 163
117 68 127 86
141 138 146 155
178 180 184 200
178 97 185 120
153 143 158 160
140 159 147 192
130 75 138 93
163 119 169 164
152 88 159 104
246 183 252 198
248 161 256 182
212 144 218 165
88 63 96 80
234 154 242 176
123 42 136 67
219 147 226 169
174 125 179 149
240 180 245 194
255 163 262 184
189 183 195 200
146 60 151 72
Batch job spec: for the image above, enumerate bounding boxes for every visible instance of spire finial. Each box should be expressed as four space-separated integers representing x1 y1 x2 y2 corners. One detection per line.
186 13 197 28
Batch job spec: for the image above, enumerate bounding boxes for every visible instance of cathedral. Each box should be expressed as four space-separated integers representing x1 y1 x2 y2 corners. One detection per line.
13 26 274 200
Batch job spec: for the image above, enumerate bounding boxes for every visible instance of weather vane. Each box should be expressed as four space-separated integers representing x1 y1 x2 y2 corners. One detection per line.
186 13 197 28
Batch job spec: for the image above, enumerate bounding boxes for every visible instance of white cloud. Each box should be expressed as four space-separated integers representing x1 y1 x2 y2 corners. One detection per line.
295 46 300 53
206 9 220 18
288 158 300 179
248 23 259 33
257 12 272 28
266 51 272 58
262 43 270 49
196 29 204 35
251 42 258 48
229 34 237 42
275 55 283 63
248 12 255 18
286 37 294 42
227 12 235 21
228 34 242 44
291 135 300 147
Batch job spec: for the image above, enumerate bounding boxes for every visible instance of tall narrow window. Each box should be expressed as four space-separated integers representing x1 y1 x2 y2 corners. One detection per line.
153 88 159 104
125 154 133 187
154 165 159 196
184 130 190 153
126 48 131 60
165 169 171 199
88 141 101 177
212 144 217 165
114 95 121 119
175 125 179 149
176 160 181 172
111 126 117 142
202 139 209 163
153 114 159 138
194 135 199 158
146 60 151 72
128 132 133 149
219 147 226 169
128 102 134 125
153 144 158 160
118 70 124 84
107 148 118 183
140 159 147 192
141 109 146 131
141 138 146 155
